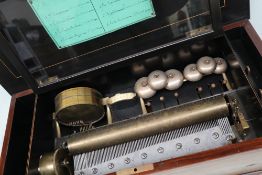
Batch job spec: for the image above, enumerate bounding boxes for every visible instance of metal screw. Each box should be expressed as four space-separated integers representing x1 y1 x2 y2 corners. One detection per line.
176 143 182 149
226 135 234 141
92 168 98 174
174 92 179 97
197 86 203 92
210 83 216 89
212 132 219 140
141 153 147 159
194 138 200 144
108 163 114 169
154 74 160 78
157 147 164 153
141 81 148 87
160 96 165 102
124 158 131 164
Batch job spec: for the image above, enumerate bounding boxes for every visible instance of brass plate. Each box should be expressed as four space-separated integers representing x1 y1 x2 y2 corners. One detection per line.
55 87 104 126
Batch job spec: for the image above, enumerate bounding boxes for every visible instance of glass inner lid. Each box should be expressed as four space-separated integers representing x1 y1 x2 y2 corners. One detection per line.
0 0 216 88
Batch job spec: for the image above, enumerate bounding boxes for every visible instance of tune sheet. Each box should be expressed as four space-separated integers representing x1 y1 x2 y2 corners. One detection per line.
28 0 156 49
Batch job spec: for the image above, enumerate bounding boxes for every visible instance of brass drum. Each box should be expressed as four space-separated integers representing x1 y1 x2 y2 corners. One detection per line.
55 87 104 126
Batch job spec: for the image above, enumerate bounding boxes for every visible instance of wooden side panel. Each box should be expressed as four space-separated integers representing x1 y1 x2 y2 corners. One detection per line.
0 89 33 175
0 95 16 175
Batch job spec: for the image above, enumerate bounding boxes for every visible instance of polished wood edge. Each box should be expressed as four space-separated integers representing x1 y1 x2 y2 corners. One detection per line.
0 96 16 175
244 20 262 56
223 19 248 31
223 19 262 56
14 89 33 98
0 89 33 175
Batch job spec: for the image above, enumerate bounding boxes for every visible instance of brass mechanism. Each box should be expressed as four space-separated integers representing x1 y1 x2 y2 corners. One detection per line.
230 99 250 136
39 149 73 175
66 95 229 154
102 92 137 124
55 87 105 126
39 95 230 175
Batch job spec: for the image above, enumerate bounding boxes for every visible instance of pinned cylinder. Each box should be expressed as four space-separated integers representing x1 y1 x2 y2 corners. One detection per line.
66 95 229 154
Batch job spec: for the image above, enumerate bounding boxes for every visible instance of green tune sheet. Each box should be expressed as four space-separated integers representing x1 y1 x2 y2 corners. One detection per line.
28 0 156 49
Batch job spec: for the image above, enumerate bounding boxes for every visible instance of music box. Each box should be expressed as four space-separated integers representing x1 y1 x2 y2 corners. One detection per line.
1 0 262 174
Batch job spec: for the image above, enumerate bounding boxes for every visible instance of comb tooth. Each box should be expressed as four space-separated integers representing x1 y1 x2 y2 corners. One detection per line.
156 134 162 144
155 134 160 144
80 153 86 170
87 152 92 168
162 132 168 142
151 135 157 145
191 124 197 135
178 127 185 138
133 140 139 153
219 118 229 134
119 143 125 157
99 148 105 165
127 140 133 154
73 155 79 170
114 144 121 160
132 140 139 153
109 145 115 160
86 152 91 167
82 153 87 170
92 150 98 167
90 151 96 166
82 153 87 169
112 145 119 159
106 146 113 162
111 145 117 160
73 155 77 170
141 137 148 149
89 151 94 167
93 149 100 166
131 139 137 154
135 139 141 152
145 136 151 148
149 135 155 146
138 138 144 150
153 134 158 145
77 154 83 170
139 139 145 150
125 141 131 155
120 142 127 157
167 131 173 140
102 147 109 163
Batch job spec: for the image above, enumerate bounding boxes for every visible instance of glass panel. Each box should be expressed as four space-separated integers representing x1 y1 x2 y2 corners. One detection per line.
0 0 215 88
28 0 156 49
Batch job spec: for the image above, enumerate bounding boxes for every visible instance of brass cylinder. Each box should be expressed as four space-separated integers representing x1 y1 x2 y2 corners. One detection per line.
55 87 104 126
66 95 229 155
